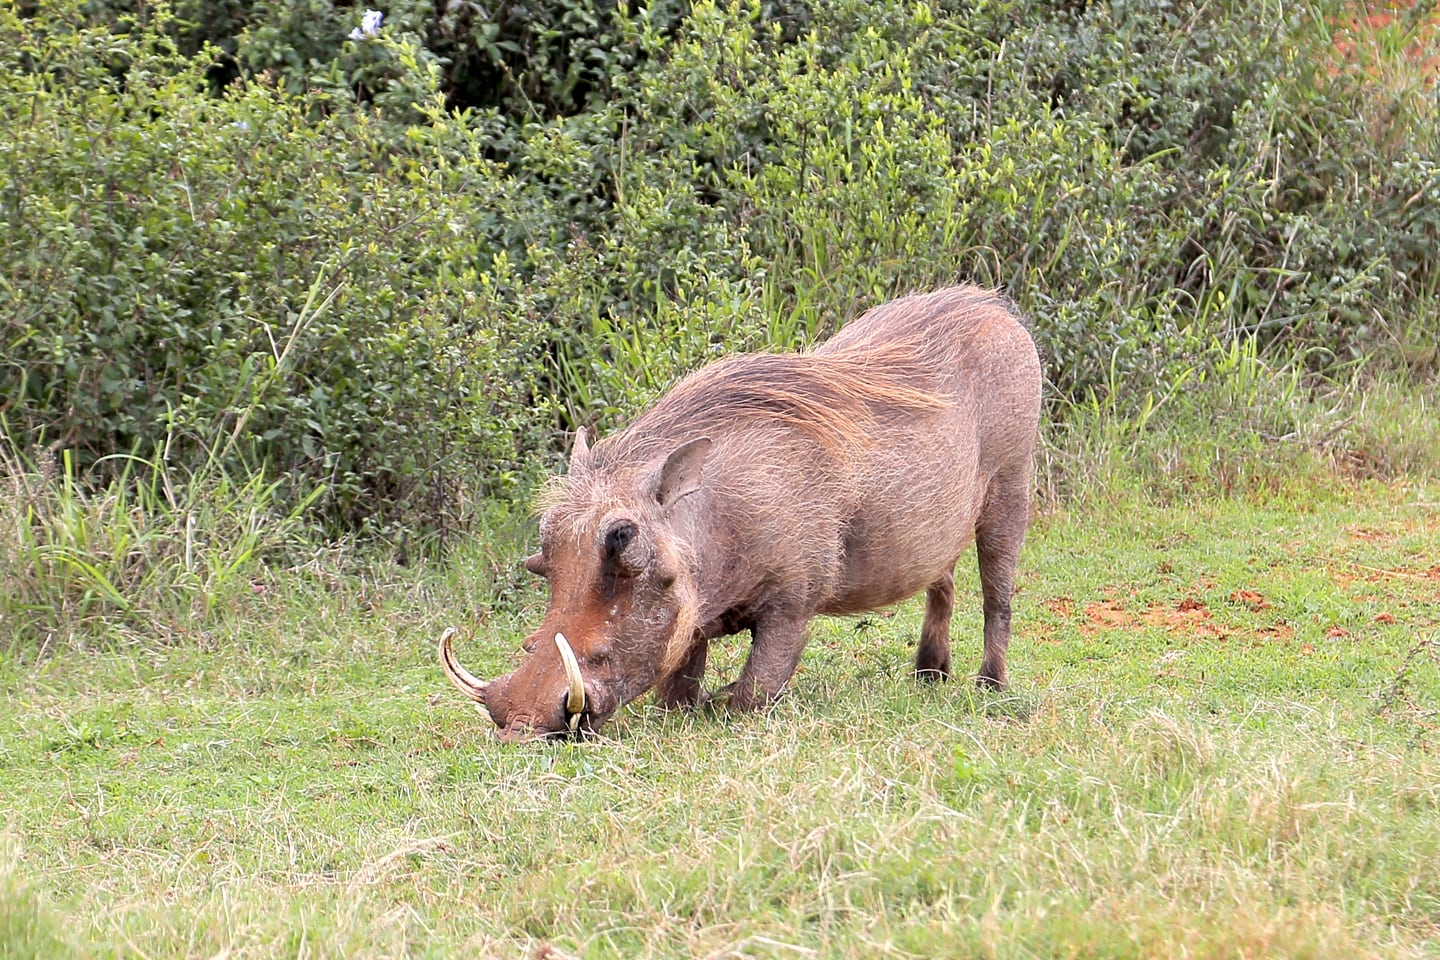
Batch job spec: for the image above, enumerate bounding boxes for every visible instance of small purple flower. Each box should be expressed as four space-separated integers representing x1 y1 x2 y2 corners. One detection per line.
348 9 384 40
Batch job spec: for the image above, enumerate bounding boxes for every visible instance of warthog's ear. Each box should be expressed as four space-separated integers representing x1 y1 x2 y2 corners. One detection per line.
649 436 711 508
569 427 594 477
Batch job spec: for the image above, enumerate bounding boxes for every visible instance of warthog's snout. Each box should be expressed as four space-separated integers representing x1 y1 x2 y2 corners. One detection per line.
440 628 612 740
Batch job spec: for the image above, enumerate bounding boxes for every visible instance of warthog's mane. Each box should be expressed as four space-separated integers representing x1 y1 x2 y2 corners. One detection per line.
619 351 946 456
538 285 1021 515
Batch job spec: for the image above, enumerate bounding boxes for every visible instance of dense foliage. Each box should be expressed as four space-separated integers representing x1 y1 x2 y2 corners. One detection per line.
3 0 1437 542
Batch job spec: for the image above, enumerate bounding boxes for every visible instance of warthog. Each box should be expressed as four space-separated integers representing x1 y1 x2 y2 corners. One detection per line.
441 285 1042 740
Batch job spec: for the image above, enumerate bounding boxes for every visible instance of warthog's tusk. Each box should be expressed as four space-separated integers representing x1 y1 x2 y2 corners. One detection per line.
438 627 490 704
555 631 585 732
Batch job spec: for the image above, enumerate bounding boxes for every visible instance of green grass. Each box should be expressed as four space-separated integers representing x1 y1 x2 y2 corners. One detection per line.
3 476 1438 958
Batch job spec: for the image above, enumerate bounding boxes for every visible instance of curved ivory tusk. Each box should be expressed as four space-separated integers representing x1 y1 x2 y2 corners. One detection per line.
438 627 490 704
554 631 585 728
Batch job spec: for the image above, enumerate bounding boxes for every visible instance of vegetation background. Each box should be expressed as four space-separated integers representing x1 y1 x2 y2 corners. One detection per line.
1 0 1438 956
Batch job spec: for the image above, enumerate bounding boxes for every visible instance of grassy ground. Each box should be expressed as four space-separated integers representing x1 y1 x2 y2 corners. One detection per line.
2 475 1439 958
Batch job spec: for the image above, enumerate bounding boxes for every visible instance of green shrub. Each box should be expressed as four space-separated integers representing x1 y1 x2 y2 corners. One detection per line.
3 0 1437 554
585 0 1439 404
69 0 683 121
0 5 558 539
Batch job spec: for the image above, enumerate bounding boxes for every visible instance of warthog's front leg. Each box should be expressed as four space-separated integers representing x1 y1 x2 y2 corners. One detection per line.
655 634 707 709
728 611 808 711
915 569 956 681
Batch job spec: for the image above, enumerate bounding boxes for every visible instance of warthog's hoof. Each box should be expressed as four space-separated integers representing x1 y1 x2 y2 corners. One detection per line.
913 647 951 682
702 682 737 709
704 681 787 712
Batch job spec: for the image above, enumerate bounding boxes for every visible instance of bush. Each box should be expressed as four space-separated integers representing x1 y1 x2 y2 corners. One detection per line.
3 0 1437 552
585 0 1439 399
0 5 558 541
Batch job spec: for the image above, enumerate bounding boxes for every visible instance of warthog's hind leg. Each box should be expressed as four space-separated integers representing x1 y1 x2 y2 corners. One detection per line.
974 469 1031 690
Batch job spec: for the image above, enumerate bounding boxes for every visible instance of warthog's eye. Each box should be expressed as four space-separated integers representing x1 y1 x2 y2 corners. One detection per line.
603 520 637 560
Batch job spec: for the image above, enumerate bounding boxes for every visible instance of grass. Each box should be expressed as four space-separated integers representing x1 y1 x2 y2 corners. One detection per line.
3 471 1438 958
0 436 319 651
5 0 1439 952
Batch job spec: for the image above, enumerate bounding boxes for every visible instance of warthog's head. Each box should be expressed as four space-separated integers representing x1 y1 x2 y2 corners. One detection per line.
440 430 709 740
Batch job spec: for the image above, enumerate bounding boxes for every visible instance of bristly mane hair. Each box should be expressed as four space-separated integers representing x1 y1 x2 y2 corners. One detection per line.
542 286 1017 500
606 349 946 461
